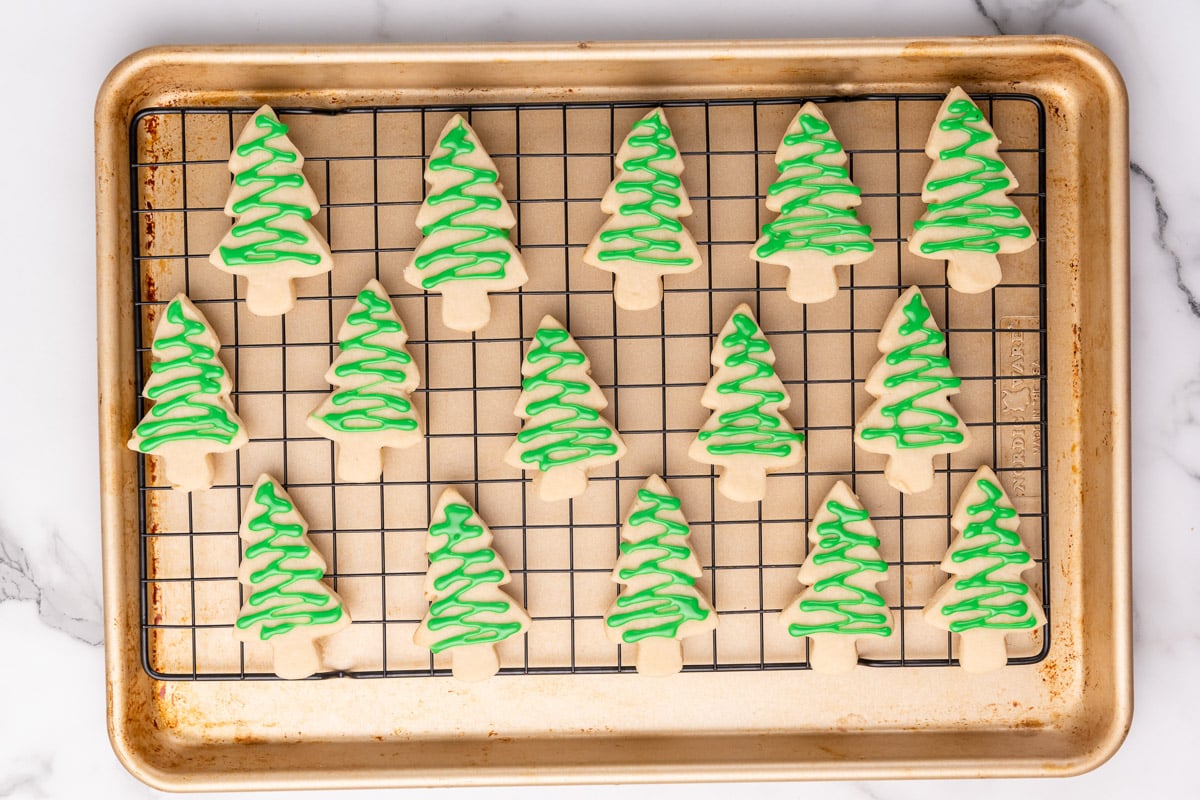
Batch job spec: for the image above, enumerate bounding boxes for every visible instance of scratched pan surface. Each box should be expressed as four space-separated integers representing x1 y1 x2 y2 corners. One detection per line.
95 39 1130 790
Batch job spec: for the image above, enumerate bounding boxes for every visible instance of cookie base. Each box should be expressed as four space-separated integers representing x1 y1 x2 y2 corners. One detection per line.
634 636 684 676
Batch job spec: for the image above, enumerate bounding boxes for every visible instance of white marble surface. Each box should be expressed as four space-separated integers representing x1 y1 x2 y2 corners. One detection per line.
1 0 1194 796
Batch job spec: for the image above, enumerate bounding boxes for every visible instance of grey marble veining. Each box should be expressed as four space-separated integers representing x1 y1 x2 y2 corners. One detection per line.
1 0 1194 797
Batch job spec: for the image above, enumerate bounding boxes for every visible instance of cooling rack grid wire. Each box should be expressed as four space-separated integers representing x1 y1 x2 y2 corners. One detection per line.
130 93 1050 680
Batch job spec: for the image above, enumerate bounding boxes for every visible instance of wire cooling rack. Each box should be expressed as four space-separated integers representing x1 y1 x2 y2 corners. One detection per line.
131 93 1050 680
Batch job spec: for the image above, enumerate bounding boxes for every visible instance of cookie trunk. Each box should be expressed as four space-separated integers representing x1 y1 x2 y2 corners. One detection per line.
884 452 936 494
437 285 493 332
635 636 684 676
612 270 664 311
335 441 384 483
785 264 839 305
243 273 297 316
534 463 589 502
271 636 323 680
807 634 860 674
451 643 501 682
162 449 215 492
957 629 1010 673
945 252 1002 295
716 465 768 503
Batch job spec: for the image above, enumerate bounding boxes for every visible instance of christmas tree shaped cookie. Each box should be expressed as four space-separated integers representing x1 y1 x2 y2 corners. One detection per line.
688 304 804 502
855 286 970 494
414 488 531 681
234 474 350 679
925 466 1046 672
405 115 528 332
909 87 1035 294
307 279 423 482
752 103 874 304
583 108 701 310
605 475 717 676
210 105 333 316
505 316 626 502
779 481 893 674
128 294 248 491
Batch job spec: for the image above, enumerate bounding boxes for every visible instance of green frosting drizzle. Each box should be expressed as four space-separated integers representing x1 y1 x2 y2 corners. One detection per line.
412 119 513 289
515 326 620 470
312 287 418 434
606 488 712 643
912 98 1033 254
218 111 321 267
424 503 524 653
697 312 804 457
132 299 241 452
941 478 1038 633
756 112 874 259
235 481 344 641
858 292 964 449
786 500 891 638
595 110 693 268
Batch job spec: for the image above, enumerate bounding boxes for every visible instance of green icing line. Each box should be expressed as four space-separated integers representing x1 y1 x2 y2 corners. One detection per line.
312 287 419 433
787 500 891 638
606 488 712 643
218 111 322 267
424 503 523 653
133 299 241 452
412 119 513 289
697 313 804 457
515 327 619 470
756 112 874 258
941 478 1038 633
235 481 343 641
595 110 694 268
858 292 964 449
912 98 1033 254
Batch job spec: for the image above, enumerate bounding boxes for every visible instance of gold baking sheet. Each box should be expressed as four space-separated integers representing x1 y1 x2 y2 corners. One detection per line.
96 38 1130 789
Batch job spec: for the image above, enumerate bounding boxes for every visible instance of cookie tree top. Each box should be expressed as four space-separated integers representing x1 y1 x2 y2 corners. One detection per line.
405 115 528 332
414 488 531 681
908 87 1034 294
128 294 248 491
583 108 702 310
210 105 333 316
688 304 804 502
855 286 970 494
504 316 626 501
752 102 874 304
307 279 423 482
924 466 1046 673
605 475 718 676
779 481 893 674
233 474 349 680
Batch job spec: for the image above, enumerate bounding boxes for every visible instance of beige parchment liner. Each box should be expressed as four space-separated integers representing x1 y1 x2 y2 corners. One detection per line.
96 38 1130 790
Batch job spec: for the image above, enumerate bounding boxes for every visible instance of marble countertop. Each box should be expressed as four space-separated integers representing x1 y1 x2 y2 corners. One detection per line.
2 0 1192 797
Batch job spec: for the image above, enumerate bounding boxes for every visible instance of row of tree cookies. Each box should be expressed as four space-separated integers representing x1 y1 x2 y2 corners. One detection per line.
128 280 969 503
230 463 1043 683
206 88 1034 329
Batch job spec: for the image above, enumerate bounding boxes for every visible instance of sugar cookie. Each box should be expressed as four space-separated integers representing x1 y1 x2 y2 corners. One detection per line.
505 315 626 501
855 286 970 493
924 466 1046 672
583 108 701 310
307 279 423 482
688 304 804 502
909 87 1035 294
414 488 531 681
405 115 528 332
210 105 333 316
233 474 350 680
605 475 717 676
128 294 247 491
752 102 874 304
